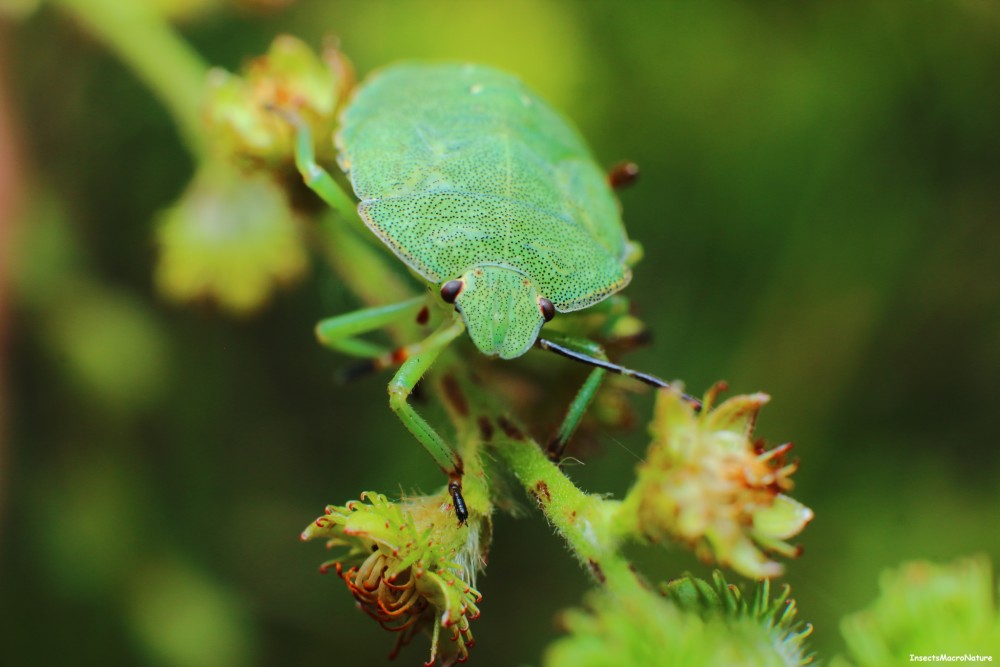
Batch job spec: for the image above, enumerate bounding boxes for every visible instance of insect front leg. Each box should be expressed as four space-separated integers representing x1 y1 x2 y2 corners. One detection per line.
538 332 704 461
539 335 610 461
315 296 427 375
275 108 357 215
386 318 470 523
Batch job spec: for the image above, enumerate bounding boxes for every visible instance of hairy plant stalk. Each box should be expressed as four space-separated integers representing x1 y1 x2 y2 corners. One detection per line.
490 432 637 588
434 363 638 590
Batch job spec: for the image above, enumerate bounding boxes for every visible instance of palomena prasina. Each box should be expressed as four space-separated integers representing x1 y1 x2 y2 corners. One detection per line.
337 63 638 360
286 62 696 523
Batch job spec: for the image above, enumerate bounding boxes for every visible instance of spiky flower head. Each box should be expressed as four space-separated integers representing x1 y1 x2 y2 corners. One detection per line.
662 571 814 665
546 572 814 667
203 35 353 164
626 383 813 579
302 490 488 666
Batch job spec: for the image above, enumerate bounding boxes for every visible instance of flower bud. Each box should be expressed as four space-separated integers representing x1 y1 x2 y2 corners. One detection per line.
203 35 353 164
626 382 813 579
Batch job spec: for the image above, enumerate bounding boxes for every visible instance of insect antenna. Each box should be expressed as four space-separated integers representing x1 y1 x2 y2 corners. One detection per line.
537 337 703 411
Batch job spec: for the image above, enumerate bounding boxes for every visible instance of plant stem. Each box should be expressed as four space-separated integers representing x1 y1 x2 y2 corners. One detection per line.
50 0 209 154
491 430 635 587
314 210 421 347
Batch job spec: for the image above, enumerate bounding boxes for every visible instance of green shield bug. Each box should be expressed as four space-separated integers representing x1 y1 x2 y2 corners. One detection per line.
283 62 700 523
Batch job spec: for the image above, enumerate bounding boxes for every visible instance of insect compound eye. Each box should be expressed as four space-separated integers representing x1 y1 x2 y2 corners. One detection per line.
440 279 464 304
538 297 556 322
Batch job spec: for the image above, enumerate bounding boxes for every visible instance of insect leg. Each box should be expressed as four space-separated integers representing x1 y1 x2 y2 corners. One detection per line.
387 318 467 478
539 336 610 461
316 296 427 358
274 107 357 215
538 333 703 460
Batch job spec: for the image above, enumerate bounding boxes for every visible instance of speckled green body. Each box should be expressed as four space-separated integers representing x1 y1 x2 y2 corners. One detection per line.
337 62 634 359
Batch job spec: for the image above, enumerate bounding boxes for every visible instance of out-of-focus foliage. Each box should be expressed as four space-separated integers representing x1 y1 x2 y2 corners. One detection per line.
11 192 169 409
837 556 1000 666
3 1 999 665
155 162 306 314
546 573 813 667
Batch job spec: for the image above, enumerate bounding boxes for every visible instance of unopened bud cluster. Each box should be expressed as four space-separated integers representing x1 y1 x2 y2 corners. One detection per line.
626 383 813 579
203 35 353 164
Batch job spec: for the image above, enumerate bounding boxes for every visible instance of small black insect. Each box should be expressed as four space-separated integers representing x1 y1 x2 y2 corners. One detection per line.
448 480 469 525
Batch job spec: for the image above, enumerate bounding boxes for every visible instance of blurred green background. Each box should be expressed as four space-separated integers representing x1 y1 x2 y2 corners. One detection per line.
2 0 999 665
